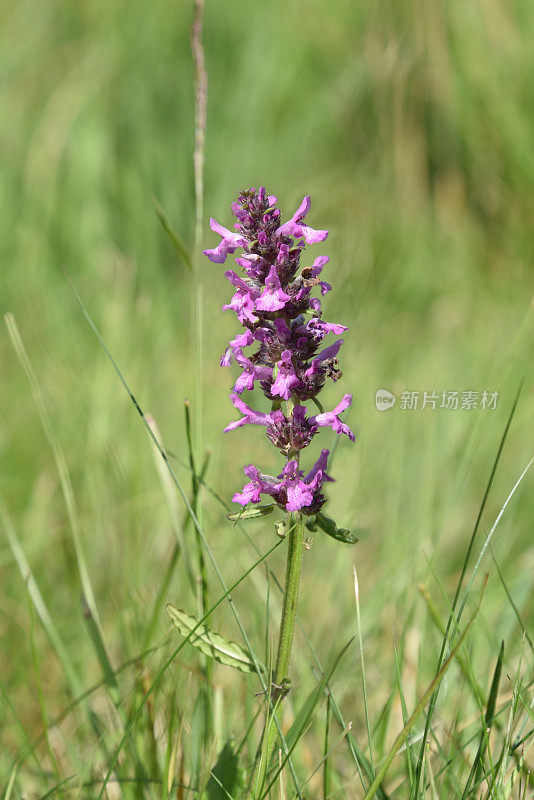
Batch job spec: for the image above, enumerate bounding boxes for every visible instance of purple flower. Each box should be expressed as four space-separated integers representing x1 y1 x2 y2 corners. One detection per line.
271 351 301 400
276 196 329 244
306 448 334 485
309 394 355 441
222 290 259 325
203 218 247 263
255 266 291 312
220 330 255 367
305 319 348 340
235 254 269 282
232 449 333 514
310 340 343 366
222 271 260 324
305 255 332 294
224 394 274 433
233 349 272 394
265 405 317 454
232 464 281 505
279 460 321 512
303 341 343 380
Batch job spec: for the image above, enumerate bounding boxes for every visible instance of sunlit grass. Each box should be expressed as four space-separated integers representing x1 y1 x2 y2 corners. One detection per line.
1 0 533 796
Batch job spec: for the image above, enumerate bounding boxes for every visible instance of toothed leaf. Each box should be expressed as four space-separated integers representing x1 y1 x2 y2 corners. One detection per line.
167 605 261 674
226 504 275 522
305 512 359 544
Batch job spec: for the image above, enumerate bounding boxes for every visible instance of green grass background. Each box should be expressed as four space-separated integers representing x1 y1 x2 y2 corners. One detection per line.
1 0 533 797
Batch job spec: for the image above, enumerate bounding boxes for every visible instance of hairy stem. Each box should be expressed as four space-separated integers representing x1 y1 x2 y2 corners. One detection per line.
273 511 305 689
253 510 305 798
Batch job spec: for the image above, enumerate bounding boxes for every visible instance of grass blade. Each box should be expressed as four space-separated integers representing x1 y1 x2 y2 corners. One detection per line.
461 640 504 798
412 383 522 795
354 565 375 772
459 456 533 621
362 581 485 800
323 696 332 800
4 313 103 631
0 498 82 697
393 639 414 785
2 765 18 800
153 197 192 272
491 552 534 655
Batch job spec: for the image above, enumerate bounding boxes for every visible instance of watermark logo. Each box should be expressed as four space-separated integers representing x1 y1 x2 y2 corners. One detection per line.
375 389 499 411
375 389 396 411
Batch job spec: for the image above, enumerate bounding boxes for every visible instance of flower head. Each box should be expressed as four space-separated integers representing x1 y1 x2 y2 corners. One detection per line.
232 448 334 514
204 187 354 519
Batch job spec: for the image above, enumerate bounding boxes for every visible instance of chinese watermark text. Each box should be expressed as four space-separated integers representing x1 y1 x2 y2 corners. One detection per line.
376 389 499 411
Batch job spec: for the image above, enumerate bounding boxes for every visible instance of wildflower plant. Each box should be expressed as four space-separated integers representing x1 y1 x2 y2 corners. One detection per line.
203 187 357 792
204 188 355 516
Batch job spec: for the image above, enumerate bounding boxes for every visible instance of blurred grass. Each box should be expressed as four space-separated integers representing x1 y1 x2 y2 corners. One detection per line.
1 0 533 796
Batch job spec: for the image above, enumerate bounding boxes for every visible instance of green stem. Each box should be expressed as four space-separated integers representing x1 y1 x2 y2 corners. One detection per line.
273 511 305 689
253 511 305 798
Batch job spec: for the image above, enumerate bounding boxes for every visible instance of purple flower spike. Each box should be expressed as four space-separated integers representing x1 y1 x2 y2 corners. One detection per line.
203 218 247 263
204 187 354 519
276 196 329 244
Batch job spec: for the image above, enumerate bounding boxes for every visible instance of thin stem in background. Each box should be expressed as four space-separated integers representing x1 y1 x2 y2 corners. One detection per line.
191 0 213 758
191 0 207 459
323 696 332 800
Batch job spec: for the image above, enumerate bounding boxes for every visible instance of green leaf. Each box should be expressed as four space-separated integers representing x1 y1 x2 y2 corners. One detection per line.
207 741 245 800
305 512 359 544
153 197 192 272
167 605 262 674
461 640 505 798
226 505 274 522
